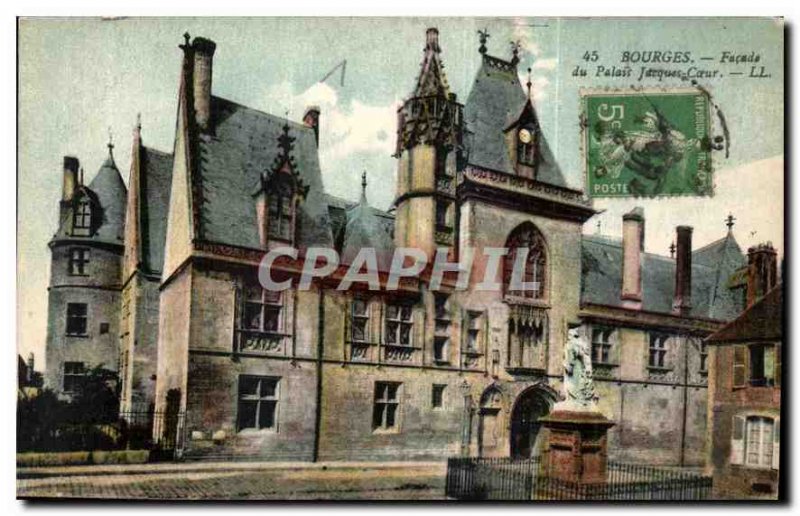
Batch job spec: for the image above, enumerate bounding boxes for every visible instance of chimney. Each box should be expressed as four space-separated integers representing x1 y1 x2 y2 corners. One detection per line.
621 207 644 309
62 156 79 202
27 353 35 383
191 36 217 132
746 243 777 307
303 105 320 146
672 226 693 316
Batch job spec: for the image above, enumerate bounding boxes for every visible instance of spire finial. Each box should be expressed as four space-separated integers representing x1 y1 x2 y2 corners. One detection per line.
725 213 736 232
360 170 368 203
183 32 191 46
477 28 490 54
510 40 521 65
526 67 533 100
136 113 141 131
669 241 676 259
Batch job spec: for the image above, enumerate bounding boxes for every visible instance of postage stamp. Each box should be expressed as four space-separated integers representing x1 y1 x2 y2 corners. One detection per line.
583 90 713 198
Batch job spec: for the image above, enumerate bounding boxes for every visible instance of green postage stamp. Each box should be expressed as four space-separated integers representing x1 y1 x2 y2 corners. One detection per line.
583 90 713 198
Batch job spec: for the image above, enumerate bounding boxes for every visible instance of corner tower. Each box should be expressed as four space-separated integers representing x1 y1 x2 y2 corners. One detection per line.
393 27 464 258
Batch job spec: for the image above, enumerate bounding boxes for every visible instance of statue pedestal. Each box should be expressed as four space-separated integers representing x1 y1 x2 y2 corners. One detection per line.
539 408 615 484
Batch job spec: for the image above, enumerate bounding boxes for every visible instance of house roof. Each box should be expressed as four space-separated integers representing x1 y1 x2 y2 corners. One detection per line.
340 180 395 266
581 233 746 320
139 147 173 273
706 285 783 342
196 96 333 250
464 54 567 188
55 146 128 246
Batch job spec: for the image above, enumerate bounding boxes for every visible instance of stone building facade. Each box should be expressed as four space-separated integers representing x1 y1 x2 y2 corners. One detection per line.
706 245 782 499
45 28 752 465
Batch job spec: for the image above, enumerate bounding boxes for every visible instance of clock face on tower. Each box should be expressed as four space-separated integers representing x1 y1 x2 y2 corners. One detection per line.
518 128 532 144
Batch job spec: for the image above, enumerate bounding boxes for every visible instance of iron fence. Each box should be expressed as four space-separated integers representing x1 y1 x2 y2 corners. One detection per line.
445 457 713 501
17 409 186 459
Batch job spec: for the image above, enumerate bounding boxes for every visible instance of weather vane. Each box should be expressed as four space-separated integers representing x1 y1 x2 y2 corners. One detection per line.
477 28 490 54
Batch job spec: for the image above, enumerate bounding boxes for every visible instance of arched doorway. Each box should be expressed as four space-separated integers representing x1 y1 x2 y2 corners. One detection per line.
510 387 552 458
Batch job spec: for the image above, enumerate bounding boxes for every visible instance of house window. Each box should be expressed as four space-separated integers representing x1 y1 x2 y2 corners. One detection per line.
503 224 547 300
373 381 401 430
66 303 88 336
749 344 776 387
516 127 536 166
267 177 294 242
63 361 86 393
591 328 613 364
436 200 450 228
385 303 413 346
699 341 709 373
72 198 92 236
432 384 446 409
68 248 90 276
433 294 450 363
242 284 282 333
466 311 482 351
434 337 448 363
351 298 369 342
648 333 669 368
237 375 280 431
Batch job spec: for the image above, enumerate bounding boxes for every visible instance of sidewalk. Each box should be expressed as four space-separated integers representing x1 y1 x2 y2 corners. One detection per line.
17 460 449 500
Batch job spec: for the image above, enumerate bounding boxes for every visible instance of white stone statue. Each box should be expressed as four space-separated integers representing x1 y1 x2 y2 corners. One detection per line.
557 326 599 411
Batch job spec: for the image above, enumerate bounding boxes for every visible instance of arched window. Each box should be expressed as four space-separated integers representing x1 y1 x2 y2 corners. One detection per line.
504 224 547 300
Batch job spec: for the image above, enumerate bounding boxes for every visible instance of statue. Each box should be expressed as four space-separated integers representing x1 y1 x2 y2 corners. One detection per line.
559 326 598 410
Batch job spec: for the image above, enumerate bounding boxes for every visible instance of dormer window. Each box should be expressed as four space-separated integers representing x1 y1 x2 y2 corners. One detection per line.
267 175 295 242
517 127 536 167
72 197 92 236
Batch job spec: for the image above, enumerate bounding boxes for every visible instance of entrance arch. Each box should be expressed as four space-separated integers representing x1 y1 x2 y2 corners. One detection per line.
510 385 554 458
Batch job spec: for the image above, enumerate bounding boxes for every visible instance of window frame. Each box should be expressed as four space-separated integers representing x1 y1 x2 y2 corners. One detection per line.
72 198 92 236
748 343 776 387
241 285 283 335
503 224 548 301
68 247 90 276
266 175 296 244
65 302 88 336
591 327 614 365
384 302 413 347
373 381 402 432
432 384 446 409
236 375 281 433
350 298 370 343
648 333 670 369
744 416 775 469
62 361 86 393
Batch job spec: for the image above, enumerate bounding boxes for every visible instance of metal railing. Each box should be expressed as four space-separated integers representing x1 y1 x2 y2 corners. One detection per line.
445 457 713 501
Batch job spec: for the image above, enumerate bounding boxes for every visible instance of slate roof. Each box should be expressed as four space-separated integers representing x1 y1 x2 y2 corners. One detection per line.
464 54 567 188
707 285 783 343
196 96 333 250
55 149 128 246
325 193 395 260
139 147 173 273
581 234 746 320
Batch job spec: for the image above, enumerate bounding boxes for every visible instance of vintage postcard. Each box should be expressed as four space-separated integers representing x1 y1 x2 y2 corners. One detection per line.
16 16 784 501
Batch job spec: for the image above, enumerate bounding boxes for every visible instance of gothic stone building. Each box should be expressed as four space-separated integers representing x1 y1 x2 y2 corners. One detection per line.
45 29 750 464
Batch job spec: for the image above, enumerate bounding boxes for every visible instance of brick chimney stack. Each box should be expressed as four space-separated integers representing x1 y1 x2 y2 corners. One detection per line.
303 105 320 146
191 36 217 132
621 207 644 309
746 243 777 307
61 156 79 202
672 226 693 316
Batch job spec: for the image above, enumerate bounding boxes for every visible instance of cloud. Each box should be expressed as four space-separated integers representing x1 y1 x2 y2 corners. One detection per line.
511 18 542 59
533 57 558 71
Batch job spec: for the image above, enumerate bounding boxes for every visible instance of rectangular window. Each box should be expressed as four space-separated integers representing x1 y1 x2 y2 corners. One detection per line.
749 344 775 387
66 303 88 336
435 200 449 228
699 341 709 373
72 199 92 236
68 248 90 276
591 328 613 364
466 312 482 351
351 298 369 342
648 333 668 368
237 375 280 431
433 294 450 363
432 384 446 409
373 381 401 430
242 284 282 333
434 337 448 363
745 416 774 468
63 361 85 393
733 345 747 388
385 303 413 346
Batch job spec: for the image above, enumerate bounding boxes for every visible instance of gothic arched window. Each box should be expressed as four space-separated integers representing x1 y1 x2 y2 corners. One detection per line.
504 223 547 300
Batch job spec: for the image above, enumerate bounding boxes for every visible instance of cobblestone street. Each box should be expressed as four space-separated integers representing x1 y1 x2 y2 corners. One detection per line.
17 462 448 501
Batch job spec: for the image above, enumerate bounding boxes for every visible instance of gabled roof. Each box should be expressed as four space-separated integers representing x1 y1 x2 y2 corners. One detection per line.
707 285 783 342
55 147 128 246
139 147 173 273
195 96 334 250
581 233 745 320
692 231 748 320
464 54 567 188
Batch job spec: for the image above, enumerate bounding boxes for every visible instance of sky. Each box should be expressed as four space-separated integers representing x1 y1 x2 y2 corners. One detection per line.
17 17 784 370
